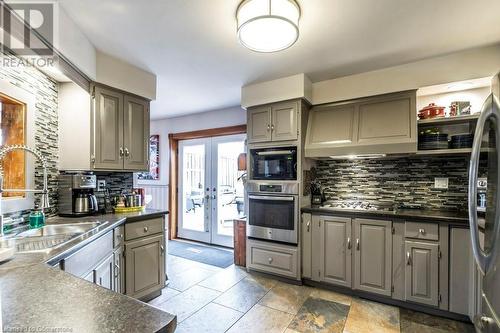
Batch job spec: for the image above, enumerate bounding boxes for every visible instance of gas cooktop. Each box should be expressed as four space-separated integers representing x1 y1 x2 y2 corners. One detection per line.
319 201 394 212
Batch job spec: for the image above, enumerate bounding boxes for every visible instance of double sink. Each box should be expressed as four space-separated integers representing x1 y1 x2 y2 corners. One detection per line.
0 222 102 253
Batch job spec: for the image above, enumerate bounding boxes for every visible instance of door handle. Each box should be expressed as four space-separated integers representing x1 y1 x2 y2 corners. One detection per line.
356 238 360 251
124 147 130 158
306 220 310 232
114 263 120 277
468 94 500 275
267 124 271 132
347 237 351 250
160 245 165 255
119 147 124 158
271 124 275 131
406 252 412 266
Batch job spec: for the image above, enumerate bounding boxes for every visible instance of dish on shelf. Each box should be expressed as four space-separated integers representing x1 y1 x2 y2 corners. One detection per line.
418 103 445 120
450 133 474 149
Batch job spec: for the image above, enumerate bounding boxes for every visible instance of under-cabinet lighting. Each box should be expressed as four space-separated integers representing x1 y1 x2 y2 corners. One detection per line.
329 154 387 160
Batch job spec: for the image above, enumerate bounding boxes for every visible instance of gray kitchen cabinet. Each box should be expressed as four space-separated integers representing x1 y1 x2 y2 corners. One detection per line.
320 216 352 288
405 241 439 307
305 90 417 157
353 218 393 296
301 213 312 279
123 95 150 171
113 246 124 294
271 101 298 141
91 84 150 172
247 100 298 143
125 234 166 299
92 86 124 170
95 253 114 290
449 227 472 315
247 106 272 143
247 238 299 279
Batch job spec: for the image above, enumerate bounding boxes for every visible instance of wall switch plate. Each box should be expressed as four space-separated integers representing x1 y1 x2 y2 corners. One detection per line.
97 180 106 191
434 178 449 189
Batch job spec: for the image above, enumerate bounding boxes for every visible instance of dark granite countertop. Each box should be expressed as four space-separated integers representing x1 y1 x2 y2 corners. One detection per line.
0 209 176 333
301 206 470 224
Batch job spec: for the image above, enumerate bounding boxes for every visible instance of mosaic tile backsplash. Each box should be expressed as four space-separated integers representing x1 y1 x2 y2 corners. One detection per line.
316 156 477 211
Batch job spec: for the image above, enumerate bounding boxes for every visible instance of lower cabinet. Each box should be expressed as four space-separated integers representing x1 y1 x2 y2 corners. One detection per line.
95 253 114 290
125 234 166 299
247 238 299 279
353 218 393 296
405 241 439 306
319 216 352 288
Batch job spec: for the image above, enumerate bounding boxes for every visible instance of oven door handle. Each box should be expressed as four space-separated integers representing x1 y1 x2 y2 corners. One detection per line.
255 150 294 156
248 195 295 201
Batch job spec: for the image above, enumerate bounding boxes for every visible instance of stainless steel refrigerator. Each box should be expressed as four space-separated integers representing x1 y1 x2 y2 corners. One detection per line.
469 72 500 333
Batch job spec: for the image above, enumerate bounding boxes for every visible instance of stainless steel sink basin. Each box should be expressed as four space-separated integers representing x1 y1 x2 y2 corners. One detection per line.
1 222 102 253
16 222 101 238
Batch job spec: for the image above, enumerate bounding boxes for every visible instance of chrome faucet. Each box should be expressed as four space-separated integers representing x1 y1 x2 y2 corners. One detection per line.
0 145 49 236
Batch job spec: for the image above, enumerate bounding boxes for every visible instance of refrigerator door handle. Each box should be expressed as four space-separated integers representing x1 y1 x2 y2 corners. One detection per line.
468 93 500 275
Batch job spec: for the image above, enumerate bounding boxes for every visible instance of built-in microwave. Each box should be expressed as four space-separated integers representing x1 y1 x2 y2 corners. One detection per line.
249 146 297 181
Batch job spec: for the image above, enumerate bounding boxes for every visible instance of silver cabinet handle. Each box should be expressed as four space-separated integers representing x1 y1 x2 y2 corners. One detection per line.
306 221 310 232
143 226 148 232
114 263 120 278
356 238 360 251
271 124 275 131
419 228 425 235
407 252 412 266
347 237 351 250
119 147 124 158
468 93 500 275
267 124 271 132
268 257 273 264
160 245 165 254
124 147 130 158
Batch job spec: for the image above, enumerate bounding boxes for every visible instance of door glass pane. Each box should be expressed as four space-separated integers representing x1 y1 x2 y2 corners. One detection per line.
216 141 245 237
481 118 497 254
182 144 206 232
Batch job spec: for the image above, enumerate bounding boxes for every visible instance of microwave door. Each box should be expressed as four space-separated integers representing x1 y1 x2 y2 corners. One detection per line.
469 94 500 332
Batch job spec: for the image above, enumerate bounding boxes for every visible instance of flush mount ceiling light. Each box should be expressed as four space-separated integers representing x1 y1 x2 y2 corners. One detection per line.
236 0 300 53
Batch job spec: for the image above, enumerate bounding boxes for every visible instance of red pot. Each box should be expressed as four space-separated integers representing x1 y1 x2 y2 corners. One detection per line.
418 103 445 119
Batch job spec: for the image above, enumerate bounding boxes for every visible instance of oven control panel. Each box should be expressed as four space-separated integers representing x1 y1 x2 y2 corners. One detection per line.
259 184 282 192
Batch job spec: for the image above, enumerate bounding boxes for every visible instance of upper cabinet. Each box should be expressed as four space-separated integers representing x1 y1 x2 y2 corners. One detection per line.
247 100 299 144
59 82 150 172
305 91 417 157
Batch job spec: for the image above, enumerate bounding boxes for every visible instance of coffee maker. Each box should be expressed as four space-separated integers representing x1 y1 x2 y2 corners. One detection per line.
58 174 99 217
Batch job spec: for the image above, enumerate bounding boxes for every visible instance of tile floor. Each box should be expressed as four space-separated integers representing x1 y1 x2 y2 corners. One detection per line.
149 254 475 333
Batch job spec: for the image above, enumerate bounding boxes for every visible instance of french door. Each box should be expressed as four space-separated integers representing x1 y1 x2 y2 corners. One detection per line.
178 134 246 247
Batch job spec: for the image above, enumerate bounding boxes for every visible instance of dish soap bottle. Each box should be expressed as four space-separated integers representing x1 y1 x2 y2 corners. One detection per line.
29 205 45 229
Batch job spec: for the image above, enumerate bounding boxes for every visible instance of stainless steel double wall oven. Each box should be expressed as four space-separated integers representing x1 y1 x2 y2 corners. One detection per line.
247 145 299 244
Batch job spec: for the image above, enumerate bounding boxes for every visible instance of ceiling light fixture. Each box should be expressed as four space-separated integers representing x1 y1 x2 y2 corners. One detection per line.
236 0 300 53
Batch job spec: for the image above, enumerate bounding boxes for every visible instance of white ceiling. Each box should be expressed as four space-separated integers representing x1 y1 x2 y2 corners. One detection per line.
58 0 500 119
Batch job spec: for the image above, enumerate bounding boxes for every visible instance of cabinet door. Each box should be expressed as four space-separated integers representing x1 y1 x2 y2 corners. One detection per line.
354 219 392 296
321 216 352 288
95 253 114 291
301 213 312 279
405 241 439 306
357 92 416 145
271 101 298 142
123 95 150 171
247 106 272 143
449 227 471 314
113 247 124 294
125 234 165 299
92 86 124 170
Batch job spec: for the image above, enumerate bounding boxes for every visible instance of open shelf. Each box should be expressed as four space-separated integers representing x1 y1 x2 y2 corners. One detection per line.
415 147 493 156
417 114 480 126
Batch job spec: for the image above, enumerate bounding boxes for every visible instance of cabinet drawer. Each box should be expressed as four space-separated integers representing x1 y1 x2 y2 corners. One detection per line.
114 225 124 248
125 218 163 241
247 239 298 279
405 221 439 241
